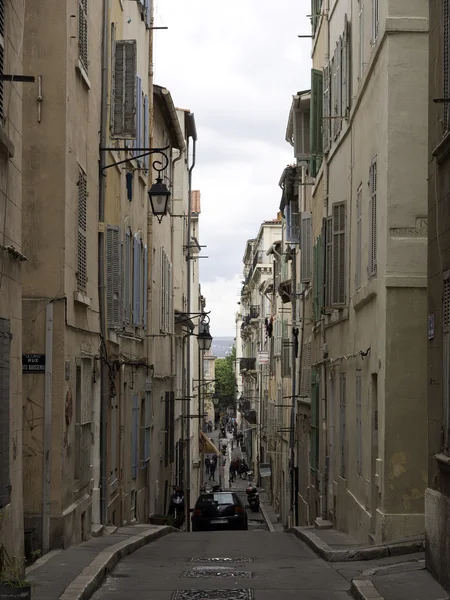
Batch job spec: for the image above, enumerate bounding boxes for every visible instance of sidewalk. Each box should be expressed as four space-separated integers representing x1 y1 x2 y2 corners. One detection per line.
25 524 173 600
289 524 449 600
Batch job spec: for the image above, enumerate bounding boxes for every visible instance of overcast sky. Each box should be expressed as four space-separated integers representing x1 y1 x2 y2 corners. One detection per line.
155 0 311 336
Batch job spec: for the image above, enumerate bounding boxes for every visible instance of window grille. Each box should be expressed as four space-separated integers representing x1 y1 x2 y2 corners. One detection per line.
77 169 87 292
78 0 88 72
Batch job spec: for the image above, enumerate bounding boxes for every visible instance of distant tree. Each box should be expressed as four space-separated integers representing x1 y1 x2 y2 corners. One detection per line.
215 346 236 411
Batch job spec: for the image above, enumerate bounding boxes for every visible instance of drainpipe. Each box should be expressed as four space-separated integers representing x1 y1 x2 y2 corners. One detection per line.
98 0 110 527
42 302 53 553
184 117 197 531
289 248 297 524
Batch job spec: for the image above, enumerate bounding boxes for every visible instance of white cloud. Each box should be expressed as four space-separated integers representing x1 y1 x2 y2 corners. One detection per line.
154 0 312 335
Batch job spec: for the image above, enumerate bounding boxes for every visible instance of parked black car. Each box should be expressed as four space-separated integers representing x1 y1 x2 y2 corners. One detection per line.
191 491 248 531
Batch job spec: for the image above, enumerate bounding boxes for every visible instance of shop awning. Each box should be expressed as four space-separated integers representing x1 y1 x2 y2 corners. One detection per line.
199 431 220 455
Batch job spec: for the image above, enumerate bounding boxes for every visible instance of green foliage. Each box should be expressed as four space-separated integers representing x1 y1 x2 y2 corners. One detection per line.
0 513 32 588
215 346 236 408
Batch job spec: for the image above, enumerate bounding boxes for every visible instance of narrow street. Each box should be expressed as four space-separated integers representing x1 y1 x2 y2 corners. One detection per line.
91 530 351 600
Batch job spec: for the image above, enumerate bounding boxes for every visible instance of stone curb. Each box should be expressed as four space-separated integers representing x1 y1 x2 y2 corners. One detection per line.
259 502 275 532
58 526 176 600
287 527 425 562
351 579 385 600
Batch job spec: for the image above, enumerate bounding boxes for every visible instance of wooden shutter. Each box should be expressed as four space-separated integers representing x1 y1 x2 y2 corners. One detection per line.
444 1 450 132
310 69 323 177
78 0 88 72
372 0 379 42
131 395 139 479
134 76 142 163
332 203 346 305
106 226 121 328
111 40 137 139
356 370 362 475
143 245 148 328
323 63 331 153
0 318 11 508
339 373 346 478
125 229 131 323
144 95 150 169
77 169 87 292
356 186 362 289
325 216 333 307
133 236 141 326
368 161 377 277
301 212 312 283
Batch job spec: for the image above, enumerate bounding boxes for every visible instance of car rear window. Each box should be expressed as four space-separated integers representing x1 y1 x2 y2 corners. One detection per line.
197 493 234 507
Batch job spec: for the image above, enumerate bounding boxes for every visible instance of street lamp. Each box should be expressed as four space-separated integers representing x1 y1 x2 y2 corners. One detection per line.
148 177 171 223
197 314 213 352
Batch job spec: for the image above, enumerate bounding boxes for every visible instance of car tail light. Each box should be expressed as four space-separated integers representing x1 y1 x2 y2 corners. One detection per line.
235 506 243 513
193 509 202 516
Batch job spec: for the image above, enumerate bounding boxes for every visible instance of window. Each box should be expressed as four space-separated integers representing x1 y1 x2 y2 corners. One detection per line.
142 245 148 328
204 360 211 377
300 341 312 398
323 64 331 154
75 360 93 488
356 185 362 289
78 0 88 72
0 318 11 509
111 40 137 139
281 320 291 378
133 235 142 326
310 69 323 177
160 247 173 333
141 390 151 463
339 373 347 478
286 200 300 243
310 369 319 473
356 370 362 475
332 203 346 305
311 0 323 35
372 0 379 43
301 212 312 283
106 225 122 329
131 395 139 479
0 0 5 120
77 169 87 292
274 319 282 357
313 231 324 320
443 271 450 450
368 160 377 277
333 38 342 140
359 1 365 80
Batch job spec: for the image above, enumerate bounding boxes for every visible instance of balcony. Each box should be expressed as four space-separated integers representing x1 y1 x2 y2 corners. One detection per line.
240 357 256 372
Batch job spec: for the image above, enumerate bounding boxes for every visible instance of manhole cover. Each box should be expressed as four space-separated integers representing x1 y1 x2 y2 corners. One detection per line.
183 567 252 579
172 591 254 600
189 557 253 564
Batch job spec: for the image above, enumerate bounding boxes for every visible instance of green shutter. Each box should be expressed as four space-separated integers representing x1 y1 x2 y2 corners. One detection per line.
310 69 323 177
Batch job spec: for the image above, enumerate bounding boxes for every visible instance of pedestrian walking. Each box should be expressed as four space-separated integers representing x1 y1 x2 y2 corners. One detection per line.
209 462 216 481
205 456 210 476
229 461 236 484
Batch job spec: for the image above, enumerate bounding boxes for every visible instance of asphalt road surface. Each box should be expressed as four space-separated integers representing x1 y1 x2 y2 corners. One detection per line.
91 530 352 600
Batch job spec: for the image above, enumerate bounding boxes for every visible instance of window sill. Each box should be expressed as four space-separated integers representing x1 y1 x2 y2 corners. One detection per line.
73 290 91 307
76 60 91 89
324 306 349 327
353 278 377 312
0 125 15 158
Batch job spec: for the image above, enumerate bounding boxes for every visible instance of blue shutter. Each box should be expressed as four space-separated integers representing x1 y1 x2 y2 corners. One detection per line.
131 395 139 479
143 245 148 328
145 0 151 29
144 95 149 169
133 236 141 326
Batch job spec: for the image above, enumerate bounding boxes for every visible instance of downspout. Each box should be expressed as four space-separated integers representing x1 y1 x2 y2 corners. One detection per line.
99 0 110 527
185 121 197 531
42 303 53 553
289 248 297 524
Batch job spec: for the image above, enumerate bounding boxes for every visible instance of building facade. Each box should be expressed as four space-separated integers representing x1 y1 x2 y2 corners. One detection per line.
22 0 103 549
0 0 25 563
426 0 450 590
293 0 429 543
